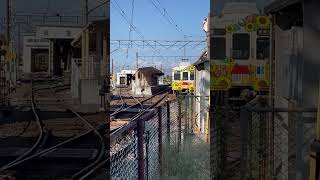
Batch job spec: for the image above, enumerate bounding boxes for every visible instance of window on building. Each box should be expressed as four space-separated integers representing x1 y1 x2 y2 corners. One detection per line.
210 37 226 59
120 77 125 84
232 33 250 60
182 72 188 80
190 72 195 80
174 71 181 80
256 37 270 60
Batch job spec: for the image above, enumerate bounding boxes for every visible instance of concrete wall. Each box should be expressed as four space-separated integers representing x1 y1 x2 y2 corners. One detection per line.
303 0 320 108
274 26 303 101
79 79 101 105
194 61 210 133
71 58 81 98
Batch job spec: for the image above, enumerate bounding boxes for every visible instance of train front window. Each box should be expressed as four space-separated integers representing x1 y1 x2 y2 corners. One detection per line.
182 72 188 80
190 72 195 80
210 37 226 59
174 71 181 80
256 37 270 60
232 33 250 60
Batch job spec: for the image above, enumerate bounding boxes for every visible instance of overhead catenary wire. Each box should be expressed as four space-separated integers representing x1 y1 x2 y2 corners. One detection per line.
111 0 165 61
127 0 135 59
148 0 184 36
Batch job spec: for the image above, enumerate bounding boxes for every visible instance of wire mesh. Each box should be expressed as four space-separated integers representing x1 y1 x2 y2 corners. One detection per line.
111 95 209 180
240 98 317 180
161 95 210 179
111 130 138 180
145 114 160 180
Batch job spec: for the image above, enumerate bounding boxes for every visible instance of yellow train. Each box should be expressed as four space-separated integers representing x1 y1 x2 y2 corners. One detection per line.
171 64 195 94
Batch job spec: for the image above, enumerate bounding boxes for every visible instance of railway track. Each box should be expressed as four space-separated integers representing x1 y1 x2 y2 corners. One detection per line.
111 87 144 117
0 74 108 179
111 87 169 119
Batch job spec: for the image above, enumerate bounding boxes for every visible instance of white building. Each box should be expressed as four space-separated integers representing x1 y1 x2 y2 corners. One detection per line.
22 34 50 75
116 70 136 87
22 26 82 78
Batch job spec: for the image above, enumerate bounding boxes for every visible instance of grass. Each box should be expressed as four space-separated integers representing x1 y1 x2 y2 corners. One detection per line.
159 133 210 180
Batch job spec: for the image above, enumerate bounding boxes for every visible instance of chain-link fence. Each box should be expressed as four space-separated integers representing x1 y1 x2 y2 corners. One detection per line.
210 94 317 180
240 97 317 179
111 95 210 180
210 92 243 179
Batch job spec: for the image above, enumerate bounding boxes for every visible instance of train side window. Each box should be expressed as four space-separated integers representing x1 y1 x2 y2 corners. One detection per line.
210 37 226 59
256 37 270 60
232 33 250 60
182 72 188 80
190 72 195 80
174 71 181 80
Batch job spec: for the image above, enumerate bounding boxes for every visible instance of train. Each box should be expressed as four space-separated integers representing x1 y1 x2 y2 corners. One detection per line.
210 3 271 97
171 61 195 94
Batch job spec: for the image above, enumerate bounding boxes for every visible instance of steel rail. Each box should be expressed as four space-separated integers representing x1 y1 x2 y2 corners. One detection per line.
0 78 106 177
111 89 169 117
0 124 106 171
0 79 46 172
111 88 125 115
47 84 106 179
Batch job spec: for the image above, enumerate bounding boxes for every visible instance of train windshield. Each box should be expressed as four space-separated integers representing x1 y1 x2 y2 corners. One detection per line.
174 71 181 80
182 72 188 80
211 37 226 59
256 37 270 60
232 33 250 60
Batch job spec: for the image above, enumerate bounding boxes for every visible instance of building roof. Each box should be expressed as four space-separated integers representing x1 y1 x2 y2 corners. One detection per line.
193 51 208 66
136 67 164 76
264 0 302 14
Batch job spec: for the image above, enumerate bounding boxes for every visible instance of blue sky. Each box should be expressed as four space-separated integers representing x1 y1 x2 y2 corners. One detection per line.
111 0 210 75
110 0 272 75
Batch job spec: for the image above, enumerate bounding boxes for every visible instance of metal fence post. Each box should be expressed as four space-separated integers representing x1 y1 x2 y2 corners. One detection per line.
158 107 163 176
240 106 251 180
178 96 182 150
166 101 170 145
137 118 145 180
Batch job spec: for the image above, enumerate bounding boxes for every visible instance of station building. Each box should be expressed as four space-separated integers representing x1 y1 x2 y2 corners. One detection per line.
131 67 164 96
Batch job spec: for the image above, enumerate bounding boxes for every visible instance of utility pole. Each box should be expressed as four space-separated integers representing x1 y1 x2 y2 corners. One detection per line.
136 52 139 70
17 23 21 81
83 0 89 26
6 0 10 45
111 59 114 77
183 35 186 59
